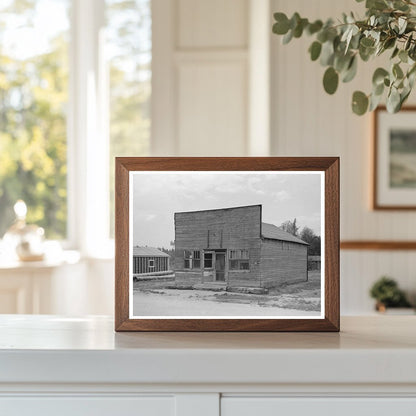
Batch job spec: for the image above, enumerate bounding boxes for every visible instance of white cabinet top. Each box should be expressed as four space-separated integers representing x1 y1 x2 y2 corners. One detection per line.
0 315 415 385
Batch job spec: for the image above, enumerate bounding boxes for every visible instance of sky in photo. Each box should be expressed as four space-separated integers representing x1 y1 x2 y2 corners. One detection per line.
132 172 322 248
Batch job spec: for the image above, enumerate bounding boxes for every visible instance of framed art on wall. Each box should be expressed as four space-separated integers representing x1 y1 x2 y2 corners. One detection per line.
115 157 339 332
374 106 416 210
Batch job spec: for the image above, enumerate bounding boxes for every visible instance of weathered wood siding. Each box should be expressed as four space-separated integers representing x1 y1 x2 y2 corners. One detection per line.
260 239 308 288
133 256 169 274
174 205 262 286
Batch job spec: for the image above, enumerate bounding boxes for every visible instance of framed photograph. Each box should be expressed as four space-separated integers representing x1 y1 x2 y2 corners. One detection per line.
374 106 416 209
115 157 339 332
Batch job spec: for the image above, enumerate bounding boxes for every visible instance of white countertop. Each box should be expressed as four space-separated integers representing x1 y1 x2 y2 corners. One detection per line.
0 315 415 386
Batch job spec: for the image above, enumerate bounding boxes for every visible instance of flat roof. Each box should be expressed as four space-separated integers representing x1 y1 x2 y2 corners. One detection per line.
174 204 261 215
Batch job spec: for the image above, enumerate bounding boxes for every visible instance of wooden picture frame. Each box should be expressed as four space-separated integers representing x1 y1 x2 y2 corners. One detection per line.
373 106 416 210
115 157 339 332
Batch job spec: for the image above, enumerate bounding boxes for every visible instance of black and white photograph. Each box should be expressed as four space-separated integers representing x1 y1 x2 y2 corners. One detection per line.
129 171 324 319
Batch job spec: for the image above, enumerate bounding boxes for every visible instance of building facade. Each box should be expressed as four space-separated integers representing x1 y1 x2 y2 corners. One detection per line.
174 205 309 290
132 246 170 277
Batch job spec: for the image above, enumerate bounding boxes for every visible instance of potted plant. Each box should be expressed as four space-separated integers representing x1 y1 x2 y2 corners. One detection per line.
272 0 416 115
369 276 413 313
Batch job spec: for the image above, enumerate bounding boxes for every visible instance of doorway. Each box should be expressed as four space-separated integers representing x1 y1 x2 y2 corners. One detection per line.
215 252 226 281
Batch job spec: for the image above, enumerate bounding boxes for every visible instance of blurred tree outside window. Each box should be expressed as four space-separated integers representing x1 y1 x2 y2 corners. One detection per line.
0 0 151 242
106 0 151 237
0 0 70 239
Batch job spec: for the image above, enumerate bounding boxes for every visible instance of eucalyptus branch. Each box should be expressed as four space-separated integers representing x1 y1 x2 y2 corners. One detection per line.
272 0 416 115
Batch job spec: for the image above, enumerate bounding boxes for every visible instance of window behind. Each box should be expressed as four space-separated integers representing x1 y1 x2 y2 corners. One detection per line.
0 0 70 238
106 0 151 237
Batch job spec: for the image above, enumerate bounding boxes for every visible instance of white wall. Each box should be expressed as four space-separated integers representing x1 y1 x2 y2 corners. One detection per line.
152 0 254 156
41 0 416 316
271 0 416 313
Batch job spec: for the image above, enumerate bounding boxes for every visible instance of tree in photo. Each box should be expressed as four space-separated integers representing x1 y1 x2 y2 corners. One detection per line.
280 218 300 236
300 226 321 256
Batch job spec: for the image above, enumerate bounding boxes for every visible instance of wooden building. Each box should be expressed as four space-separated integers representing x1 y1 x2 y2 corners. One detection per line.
174 205 309 290
132 247 170 277
308 255 321 271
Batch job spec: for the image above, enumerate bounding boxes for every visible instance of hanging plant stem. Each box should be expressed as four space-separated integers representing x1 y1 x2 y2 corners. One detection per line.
272 0 416 115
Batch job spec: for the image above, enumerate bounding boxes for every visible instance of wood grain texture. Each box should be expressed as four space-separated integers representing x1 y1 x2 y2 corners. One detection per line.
341 241 416 250
373 106 416 210
114 157 340 332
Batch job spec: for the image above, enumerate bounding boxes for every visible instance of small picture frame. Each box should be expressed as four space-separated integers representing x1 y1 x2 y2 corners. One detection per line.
115 157 339 332
373 106 416 210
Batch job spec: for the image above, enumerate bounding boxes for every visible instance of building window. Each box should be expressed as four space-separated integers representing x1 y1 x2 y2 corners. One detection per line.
193 250 201 269
229 249 249 270
184 250 191 269
184 250 200 269
148 258 154 268
204 252 213 268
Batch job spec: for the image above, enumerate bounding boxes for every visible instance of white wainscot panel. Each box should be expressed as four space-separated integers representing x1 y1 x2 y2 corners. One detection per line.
221 397 416 416
177 61 247 156
177 0 248 49
0 396 174 416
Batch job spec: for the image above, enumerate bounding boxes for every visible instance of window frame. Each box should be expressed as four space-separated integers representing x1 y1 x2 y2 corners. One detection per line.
229 249 250 271
68 0 110 257
183 249 201 270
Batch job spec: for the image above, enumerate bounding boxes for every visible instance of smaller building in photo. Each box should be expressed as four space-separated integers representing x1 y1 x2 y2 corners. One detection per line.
132 246 170 277
307 255 321 271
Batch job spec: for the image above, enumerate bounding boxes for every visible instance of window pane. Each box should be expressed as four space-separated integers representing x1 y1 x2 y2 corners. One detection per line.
229 260 238 270
240 261 249 270
204 253 213 268
106 0 151 237
0 0 70 239
193 259 200 269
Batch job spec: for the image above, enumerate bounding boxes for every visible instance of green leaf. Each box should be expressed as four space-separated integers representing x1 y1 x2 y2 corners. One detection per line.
309 41 322 61
360 37 375 48
393 63 404 79
352 91 369 115
273 13 290 35
391 47 399 59
293 18 308 38
290 12 301 30
400 87 411 106
369 92 383 111
374 83 385 96
282 29 293 44
320 41 335 66
372 67 389 86
386 87 401 113
393 0 409 11
342 56 357 82
334 52 352 73
383 37 396 50
399 50 408 63
366 0 388 10
307 20 323 35
323 67 339 94
317 30 328 43
359 45 374 61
